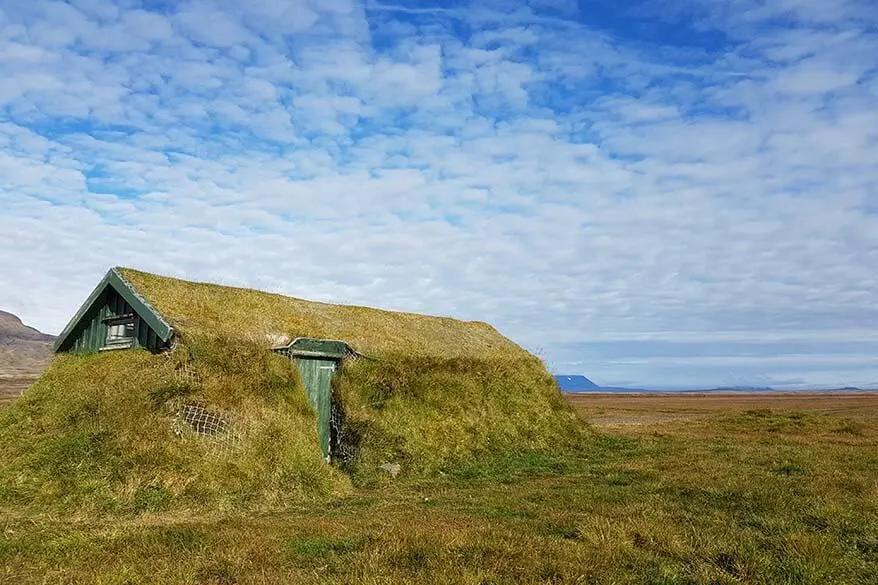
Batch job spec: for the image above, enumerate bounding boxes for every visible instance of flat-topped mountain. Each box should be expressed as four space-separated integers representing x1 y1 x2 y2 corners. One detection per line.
554 375 600 391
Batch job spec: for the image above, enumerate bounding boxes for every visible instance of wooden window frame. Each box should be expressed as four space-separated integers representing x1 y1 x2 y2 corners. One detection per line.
101 314 136 350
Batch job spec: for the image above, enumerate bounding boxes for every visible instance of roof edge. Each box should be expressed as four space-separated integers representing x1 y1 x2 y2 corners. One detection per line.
53 268 174 353
272 336 359 360
110 268 174 342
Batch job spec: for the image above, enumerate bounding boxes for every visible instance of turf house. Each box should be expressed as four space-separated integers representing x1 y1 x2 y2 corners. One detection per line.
0 268 584 511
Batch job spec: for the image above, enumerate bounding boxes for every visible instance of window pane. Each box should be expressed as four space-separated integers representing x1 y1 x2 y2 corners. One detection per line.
106 320 135 345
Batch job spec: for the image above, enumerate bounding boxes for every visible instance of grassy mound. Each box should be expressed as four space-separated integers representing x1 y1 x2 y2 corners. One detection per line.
0 268 588 511
117 267 589 481
0 339 350 514
333 354 585 482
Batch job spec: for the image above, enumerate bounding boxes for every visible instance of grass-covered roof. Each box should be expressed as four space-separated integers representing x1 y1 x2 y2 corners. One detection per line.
118 268 524 359
0 267 586 514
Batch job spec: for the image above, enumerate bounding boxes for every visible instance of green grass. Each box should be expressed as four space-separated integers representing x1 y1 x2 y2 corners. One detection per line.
0 343 352 513
0 264 585 506
0 266 587 498
1 401 875 584
333 354 587 482
0 334 584 510
1 268 874 581
118 267 526 359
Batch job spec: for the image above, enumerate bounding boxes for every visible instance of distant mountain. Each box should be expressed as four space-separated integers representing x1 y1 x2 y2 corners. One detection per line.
0 310 55 377
554 375 600 391
554 373 878 394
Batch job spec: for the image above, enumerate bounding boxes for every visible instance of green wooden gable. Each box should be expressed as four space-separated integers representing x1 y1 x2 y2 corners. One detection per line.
54 268 174 354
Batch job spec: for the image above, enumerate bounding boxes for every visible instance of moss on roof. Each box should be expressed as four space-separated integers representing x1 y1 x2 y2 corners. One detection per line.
118 268 523 359
0 267 587 512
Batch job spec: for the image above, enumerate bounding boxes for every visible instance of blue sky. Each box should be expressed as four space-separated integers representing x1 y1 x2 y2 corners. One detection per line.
1 0 876 389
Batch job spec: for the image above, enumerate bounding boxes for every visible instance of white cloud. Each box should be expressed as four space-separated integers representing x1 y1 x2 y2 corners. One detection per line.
0 0 876 387
607 354 878 367
173 2 253 48
772 57 863 94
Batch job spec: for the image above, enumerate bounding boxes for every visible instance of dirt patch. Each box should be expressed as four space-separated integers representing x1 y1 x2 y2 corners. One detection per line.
565 392 878 428
0 376 37 406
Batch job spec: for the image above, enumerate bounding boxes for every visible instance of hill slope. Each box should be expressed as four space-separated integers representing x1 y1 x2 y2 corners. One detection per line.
0 311 55 403
0 310 55 343
0 310 55 374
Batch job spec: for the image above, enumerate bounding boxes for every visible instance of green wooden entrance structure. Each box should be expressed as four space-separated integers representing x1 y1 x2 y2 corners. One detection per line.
272 338 356 462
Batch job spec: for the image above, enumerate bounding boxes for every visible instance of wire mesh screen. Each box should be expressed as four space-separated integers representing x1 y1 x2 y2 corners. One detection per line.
173 360 202 385
172 401 240 455
329 398 360 468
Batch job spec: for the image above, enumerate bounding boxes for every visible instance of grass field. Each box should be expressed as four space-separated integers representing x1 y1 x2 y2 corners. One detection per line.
567 392 878 427
1 391 876 584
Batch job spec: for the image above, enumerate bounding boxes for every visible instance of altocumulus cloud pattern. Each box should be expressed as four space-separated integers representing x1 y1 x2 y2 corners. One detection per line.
0 0 876 388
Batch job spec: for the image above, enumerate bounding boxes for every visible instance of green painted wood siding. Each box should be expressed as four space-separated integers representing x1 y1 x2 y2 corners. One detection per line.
272 338 352 462
59 287 168 354
294 357 336 461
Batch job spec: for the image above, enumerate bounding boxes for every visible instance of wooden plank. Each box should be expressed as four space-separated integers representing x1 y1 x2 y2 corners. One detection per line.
294 357 336 461
54 268 174 353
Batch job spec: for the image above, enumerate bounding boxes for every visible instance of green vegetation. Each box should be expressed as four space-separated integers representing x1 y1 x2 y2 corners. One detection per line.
334 354 584 482
0 270 874 582
1 400 875 584
118 267 525 359
0 268 584 509
0 343 351 513
0 340 583 509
